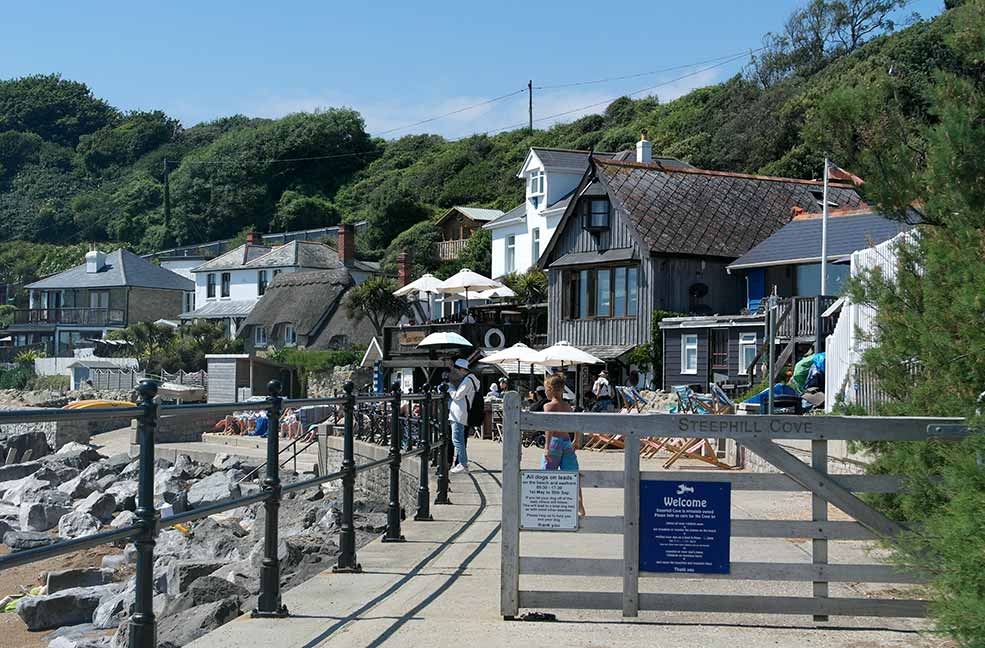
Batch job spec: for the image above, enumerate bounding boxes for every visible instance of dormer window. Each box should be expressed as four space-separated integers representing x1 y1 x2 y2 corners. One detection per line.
583 198 610 232
528 170 544 196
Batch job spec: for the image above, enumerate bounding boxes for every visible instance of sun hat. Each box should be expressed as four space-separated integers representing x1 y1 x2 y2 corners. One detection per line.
454 359 470 370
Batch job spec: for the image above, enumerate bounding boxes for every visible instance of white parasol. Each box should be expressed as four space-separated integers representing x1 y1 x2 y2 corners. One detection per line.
532 341 604 367
393 273 444 297
437 268 502 307
416 331 473 349
470 285 516 300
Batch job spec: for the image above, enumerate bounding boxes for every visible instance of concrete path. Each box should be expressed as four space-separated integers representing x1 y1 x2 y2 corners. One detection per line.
186 440 940 648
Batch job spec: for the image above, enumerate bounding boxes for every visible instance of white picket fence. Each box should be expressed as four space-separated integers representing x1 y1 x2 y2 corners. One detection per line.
825 231 913 412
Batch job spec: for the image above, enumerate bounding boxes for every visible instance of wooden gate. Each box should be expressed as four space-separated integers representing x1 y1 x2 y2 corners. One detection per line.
499 391 966 620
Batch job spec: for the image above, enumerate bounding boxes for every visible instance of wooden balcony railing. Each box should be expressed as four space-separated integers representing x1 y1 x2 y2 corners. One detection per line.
435 239 469 261
776 296 839 340
13 308 126 327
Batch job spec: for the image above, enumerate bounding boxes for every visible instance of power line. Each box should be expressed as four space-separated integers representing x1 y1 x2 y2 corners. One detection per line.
534 47 766 90
374 88 527 137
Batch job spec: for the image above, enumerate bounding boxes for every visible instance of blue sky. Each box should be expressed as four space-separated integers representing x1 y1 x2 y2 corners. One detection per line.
3 0 943 138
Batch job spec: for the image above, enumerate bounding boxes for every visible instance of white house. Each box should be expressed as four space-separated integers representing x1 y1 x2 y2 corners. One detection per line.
484 137 689 279
181 225 379 337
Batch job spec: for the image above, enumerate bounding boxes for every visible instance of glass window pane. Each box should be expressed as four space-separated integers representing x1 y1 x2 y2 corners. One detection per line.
579 270 589 319
613 267 626 317
627 267 638 315
597 269 611 317
686 348 697 371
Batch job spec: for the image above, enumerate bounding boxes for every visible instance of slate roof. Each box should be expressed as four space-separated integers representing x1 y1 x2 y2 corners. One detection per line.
191 244 273 272
591 159 866 259
26 249 194 291
192 240 381 274
180 300 257 319
452 207 504 222
727 210 914 270
483 203 526 229
241 269 354 337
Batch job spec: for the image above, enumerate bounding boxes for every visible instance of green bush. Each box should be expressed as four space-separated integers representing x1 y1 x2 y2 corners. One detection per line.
0 366 33 389
26 374 69 392
268 347 364 373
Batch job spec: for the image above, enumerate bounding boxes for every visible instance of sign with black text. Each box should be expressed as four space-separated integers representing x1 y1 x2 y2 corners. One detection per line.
639 480 730 574
520 470 579 531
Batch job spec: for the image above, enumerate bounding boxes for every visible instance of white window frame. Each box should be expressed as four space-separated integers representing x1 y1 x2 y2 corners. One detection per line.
505 235 516 273
254 326 268 348
528 170 544 196
738 332 757 375
283 324 297 347
531 228 540 265
681 334 698 375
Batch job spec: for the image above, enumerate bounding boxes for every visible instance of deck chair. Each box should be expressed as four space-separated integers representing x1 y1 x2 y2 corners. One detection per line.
661 385 734 470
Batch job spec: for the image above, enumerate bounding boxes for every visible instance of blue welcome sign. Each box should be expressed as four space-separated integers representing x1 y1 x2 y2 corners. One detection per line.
639 480 731 574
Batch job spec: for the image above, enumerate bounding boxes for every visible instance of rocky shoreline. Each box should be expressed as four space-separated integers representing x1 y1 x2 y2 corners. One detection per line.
0 425 387 648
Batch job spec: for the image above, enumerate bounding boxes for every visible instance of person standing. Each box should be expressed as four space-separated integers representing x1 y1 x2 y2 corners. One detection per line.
592 369 613 412
448 358 479 474
542 374 585 517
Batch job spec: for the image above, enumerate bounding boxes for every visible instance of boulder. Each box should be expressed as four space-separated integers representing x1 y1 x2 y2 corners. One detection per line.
187 471 241 509
19 500 71 531
120 460 140 479
79 461 116 483
0 460 43 482
49 636 112 648
103 453 132 472
172 455 197 480
75 491 117 524
109 510 137 529
1 475 54 505
101 553 129 571
155 598 241 648
16 584 113 631
58 510 101 540
95 474 118 492
0 429 49 463
162 575 249 617
0 519 11 540
106 481 137 511
58 474 96 499
212 453 242 471
4 530 55 551
165 560 228 597
92 585 127 629
46 567 115 594
52 442 104 469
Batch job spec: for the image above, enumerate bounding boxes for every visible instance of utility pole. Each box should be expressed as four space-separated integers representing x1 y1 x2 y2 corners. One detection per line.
528 80 533 134
162 159 171 228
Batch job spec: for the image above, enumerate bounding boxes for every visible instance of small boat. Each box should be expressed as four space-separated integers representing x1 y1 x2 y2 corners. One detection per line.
64 400 136 409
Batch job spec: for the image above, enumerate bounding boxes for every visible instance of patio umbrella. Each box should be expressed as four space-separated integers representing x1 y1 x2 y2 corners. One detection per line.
470 285 516 300
417 331 473 349
532 341 604 367
437 268 502 308
393 273 444 297
479 342 540 373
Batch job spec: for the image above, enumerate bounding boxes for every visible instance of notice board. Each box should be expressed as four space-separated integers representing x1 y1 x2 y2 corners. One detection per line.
639 480 730 574
520 470 579 531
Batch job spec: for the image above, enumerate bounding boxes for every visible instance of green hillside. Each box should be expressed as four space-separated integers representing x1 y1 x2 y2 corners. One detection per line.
0 1 969 283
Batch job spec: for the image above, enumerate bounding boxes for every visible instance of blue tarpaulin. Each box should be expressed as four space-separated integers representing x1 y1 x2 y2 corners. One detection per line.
743 383 800 407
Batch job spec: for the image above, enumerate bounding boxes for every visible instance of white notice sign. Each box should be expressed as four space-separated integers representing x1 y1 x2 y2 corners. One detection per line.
520 470 579 531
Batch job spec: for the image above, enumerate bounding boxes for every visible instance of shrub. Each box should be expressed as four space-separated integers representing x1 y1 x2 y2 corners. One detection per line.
0 366 33 389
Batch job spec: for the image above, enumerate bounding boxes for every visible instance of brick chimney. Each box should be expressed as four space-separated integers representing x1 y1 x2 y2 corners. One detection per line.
245 231 260 245
338 222 354 266
396 252 411 287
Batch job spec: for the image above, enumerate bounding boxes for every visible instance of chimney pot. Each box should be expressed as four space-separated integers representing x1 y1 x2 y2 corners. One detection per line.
636 132 652 165
338 223 355 266
245 231 260 245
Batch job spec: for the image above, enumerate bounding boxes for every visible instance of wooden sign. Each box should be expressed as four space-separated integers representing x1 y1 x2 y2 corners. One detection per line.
398 331 426 346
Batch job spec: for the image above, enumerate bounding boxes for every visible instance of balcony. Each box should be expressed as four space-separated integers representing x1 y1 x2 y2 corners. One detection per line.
12 308 126 327
775 296 839 341
435 239 469 261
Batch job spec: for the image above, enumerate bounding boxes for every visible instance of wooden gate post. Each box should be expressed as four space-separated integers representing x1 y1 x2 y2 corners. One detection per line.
812 439 829 622
622 431 640 617
500 391 521 620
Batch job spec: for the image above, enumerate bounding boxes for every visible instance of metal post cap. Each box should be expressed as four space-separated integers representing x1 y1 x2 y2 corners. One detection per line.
267 379 282 396
344 381 354 395
136 379 158 402
391 381 402 394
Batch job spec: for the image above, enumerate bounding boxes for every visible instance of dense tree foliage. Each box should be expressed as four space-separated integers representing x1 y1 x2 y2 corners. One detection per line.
834 1 985 643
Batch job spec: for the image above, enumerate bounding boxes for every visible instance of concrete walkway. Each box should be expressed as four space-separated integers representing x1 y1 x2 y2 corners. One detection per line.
185 439 939 648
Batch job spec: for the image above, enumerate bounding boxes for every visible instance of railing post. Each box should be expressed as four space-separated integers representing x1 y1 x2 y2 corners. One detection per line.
253 380 288 618
129 380 159 648
434 383 451 505
334 382 361 572
415 386 433 522
382 381 405 542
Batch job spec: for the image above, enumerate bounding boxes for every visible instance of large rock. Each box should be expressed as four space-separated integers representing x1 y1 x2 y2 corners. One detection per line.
46 567 115 594
165 560 228 597
1 475 55 505
106 481 137 512
0 429 49 463
58 474 96 499
103 453 132 472
59 510 102 540
110 510 137 529
75 491 117 524
187 471 241 509
53 442 103 469
19 500 71 531
155 598 241 648
95 474 118 492
172 455 200 480
15 584 114 631
161 575 249 617
49 636 112 648
212 453 242 471
0 460 43 482
4 529 55 551
92 584 127 629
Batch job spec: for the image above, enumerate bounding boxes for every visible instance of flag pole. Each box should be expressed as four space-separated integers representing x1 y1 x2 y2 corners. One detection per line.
820 158 829 296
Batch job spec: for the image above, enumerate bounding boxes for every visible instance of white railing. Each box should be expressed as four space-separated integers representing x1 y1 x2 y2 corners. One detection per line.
824 231 913 412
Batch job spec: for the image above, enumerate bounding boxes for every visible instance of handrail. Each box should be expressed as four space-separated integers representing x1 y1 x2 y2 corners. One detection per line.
0 378 452 646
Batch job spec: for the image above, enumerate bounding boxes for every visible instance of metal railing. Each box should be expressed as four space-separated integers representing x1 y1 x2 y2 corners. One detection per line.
12 307 126 326
0 380 451 647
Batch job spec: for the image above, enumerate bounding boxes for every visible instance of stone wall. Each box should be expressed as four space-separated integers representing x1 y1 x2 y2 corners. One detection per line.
320 436 424 514
128 410 219 456
307 365 374 398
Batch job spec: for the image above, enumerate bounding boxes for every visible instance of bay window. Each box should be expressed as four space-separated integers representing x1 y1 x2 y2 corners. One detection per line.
564 265 638 320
